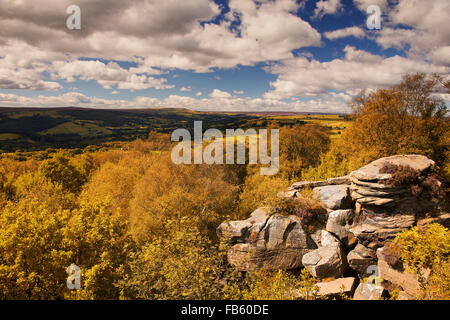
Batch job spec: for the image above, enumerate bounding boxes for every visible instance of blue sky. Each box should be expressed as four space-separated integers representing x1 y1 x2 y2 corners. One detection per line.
0 0 448 112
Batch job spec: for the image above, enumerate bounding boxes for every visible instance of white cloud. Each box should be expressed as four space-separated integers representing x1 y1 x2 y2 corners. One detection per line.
375 0 450 65
233 90 244 95
264 46 449 99
324 27 365 40
353 0 388 11
0 91 356 114
428 46 450 67
50 59 173 91
209 89 232 99
196 92 203 96
313 0 342 19
180 86 192 92
0 0 321 73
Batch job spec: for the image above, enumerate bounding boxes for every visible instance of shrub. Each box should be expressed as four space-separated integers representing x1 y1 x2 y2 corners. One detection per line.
379 163 445 203
390 223 450 293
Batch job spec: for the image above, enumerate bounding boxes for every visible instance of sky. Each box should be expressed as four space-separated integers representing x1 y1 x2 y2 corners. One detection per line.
0 0 448 113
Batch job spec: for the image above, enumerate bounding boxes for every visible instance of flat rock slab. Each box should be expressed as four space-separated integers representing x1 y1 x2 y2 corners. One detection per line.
350 155 435 182
291 176 350 190
317 277 357 298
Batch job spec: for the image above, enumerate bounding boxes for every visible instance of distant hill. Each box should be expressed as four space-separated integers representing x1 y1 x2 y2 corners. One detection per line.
0 107 348 152
0 107 257 152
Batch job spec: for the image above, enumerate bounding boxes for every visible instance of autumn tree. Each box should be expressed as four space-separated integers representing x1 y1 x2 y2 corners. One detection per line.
305 73 449 179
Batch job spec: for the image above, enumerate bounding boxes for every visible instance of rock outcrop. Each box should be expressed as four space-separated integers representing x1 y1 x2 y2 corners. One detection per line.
349 154 435 213
349 212 415 249
217 154 447 300
217 208 320 270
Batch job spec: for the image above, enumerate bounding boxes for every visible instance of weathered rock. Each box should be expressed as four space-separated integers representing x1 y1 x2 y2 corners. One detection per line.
313 185 353 210
347 243 377 278
301 243 348 279
350 155 435 182
320 230 340 247
220 211 319 270
326 209 357 248
291 180 328 189
217 207 270 243
417 213 450 229
377 247 424 298
290 176 350 190
316 277 357 298
350 213 415 248
349 155 436 213
353 283 389 300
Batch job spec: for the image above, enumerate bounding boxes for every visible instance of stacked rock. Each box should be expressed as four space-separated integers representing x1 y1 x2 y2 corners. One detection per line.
349 154 435 212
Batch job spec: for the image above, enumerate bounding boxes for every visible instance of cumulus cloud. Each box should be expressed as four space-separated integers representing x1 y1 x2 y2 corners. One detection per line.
313 0 342 19
209 89 232 99
50 60 173 91
0 0 321 72
264 46 449 99
353 0 388 11
324 27 365 40
375 0 450 65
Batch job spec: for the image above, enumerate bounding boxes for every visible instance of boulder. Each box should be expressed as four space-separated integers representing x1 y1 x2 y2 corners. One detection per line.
312 185 353 210
326 209 357 248
353 283 389 300
217 207 269 243
320 230 340 247
219 211 319 270
301 243 348 279
347 243 377 278
376 247 424 298
316 277 357 299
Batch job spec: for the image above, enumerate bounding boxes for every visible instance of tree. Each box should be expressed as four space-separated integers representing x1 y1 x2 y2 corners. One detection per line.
278 124 330 180
117 218 224 300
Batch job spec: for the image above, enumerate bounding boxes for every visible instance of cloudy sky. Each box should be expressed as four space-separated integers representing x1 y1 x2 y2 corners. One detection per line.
0 0 449 113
